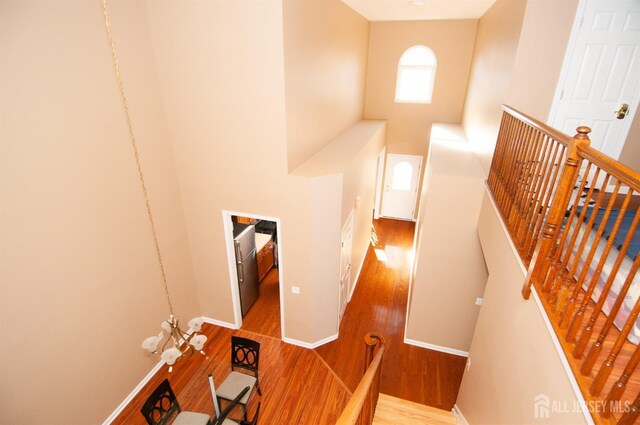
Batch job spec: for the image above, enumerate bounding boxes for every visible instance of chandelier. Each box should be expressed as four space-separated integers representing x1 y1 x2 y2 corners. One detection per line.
101 0 207 371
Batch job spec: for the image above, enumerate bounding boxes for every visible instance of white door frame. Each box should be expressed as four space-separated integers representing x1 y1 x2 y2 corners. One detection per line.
548 0 640 159
339 210 355 323
381 153 423 221
222 210 286 338
373 146 386 220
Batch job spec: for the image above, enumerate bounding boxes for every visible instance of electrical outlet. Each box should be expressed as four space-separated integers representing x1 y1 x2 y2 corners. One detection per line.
475 297 484 306
292 286 300 294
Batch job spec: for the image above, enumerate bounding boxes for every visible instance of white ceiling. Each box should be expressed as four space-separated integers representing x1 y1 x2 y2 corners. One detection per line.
341 0 497 21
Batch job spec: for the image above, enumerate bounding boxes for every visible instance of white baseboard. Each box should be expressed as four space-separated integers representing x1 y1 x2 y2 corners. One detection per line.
404 337 469 357
102 359 165 424
452 404 470 425
202 316 239 329
283 332 338 349
348 248 368 301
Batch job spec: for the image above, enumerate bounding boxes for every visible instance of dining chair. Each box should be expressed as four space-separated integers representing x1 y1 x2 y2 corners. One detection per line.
215 336 262 420
218 402 261 425
140 378 210 425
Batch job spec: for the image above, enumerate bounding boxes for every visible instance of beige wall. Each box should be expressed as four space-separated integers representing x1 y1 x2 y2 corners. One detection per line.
341 126 386 296
506 0 579 120
294 121 386 339
283 0 370 171
364 20 477 157
144 0 314 340
456 189 586 424
462 0 580 175
2 0 376 422
406 125 488 353
0 2 200 424
619 112 640 170
461 0 527 175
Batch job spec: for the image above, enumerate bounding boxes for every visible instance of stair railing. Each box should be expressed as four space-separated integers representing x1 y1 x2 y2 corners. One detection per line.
335 333 385 425
489 104 640 424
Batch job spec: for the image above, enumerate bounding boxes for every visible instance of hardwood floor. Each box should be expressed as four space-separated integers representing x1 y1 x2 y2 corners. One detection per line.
315 218 467 411
111 325 350 425
241 268 281 339
373 394 456 425
112 218 466 424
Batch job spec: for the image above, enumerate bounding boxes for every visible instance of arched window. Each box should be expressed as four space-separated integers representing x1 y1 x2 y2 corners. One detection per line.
391 161 413 191
395 45 437 104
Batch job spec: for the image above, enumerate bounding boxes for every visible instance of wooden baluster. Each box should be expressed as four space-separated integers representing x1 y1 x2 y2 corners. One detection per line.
590 255 640 396
491 114 512 211
525 143 566 260
489 112 512 195
617 392 640 424
518 134 553 251
541 166 590 297
510 127 539 237
522 126 591 299
556 168 602 325
505 121 530 220
515 130 546 248
581 193 638 375
488 112 509 192
568 180 621 347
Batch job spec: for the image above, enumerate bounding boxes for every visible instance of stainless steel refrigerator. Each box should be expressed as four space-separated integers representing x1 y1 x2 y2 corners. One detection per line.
233 224 259 316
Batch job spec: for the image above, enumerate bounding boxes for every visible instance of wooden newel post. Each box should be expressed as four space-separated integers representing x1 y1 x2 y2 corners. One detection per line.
521 126 591 299
364 333 384 373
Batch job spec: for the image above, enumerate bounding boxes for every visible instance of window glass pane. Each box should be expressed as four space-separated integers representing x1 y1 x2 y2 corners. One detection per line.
392 161 413 191
400 46 436 66
396 68 433 102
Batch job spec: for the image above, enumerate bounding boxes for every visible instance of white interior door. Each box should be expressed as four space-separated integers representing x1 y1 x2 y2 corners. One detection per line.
381 154 422 220
339 211 354 322
551 0 640 160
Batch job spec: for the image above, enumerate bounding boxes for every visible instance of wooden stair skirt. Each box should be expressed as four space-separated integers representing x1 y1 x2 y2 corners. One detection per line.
373 394 456 425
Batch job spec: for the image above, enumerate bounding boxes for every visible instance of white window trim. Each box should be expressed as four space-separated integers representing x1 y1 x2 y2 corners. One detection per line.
394 46 437 104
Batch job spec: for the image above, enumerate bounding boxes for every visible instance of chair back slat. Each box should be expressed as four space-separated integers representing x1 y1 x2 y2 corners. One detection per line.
140 379 180 425
231 336 260 376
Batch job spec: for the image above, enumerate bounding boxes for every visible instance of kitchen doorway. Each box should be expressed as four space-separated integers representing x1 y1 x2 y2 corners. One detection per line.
222 210 284 340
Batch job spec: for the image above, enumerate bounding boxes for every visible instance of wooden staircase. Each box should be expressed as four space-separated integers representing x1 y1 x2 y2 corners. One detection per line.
373 394 456 425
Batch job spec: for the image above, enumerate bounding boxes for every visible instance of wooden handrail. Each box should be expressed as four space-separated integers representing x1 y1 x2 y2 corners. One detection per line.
336 333 385 425
488 105 640 424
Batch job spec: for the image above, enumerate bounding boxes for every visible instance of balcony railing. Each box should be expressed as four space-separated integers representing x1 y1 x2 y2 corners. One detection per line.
489 105 640 424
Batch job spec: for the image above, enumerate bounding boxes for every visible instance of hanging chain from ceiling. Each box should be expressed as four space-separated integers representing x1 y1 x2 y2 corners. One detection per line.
100 0 175 317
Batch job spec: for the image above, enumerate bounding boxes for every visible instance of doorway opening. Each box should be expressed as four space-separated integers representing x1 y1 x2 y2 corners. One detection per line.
222 210 284 340
381 153 423 221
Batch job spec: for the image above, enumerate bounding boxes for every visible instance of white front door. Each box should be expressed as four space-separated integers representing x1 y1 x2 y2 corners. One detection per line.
339 211 354 322
381 154 422 220
551 0 640 160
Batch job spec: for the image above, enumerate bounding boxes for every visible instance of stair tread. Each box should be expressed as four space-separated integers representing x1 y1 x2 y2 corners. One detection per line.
373 393 456 425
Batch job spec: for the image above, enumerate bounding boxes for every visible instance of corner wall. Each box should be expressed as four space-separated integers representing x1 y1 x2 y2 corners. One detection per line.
364 20 477 156
405 125 487 354
283 0 370 171
456 188 587 424
293 121 386 341
461 0 580 175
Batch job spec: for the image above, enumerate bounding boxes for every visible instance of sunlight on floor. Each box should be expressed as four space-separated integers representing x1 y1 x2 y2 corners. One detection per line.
374 248 388 262
375 245 413 269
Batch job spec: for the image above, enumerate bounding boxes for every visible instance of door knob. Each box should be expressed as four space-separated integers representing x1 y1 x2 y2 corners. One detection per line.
615 103 629 119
